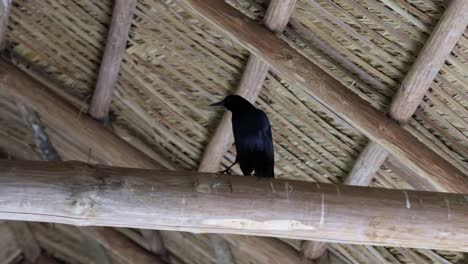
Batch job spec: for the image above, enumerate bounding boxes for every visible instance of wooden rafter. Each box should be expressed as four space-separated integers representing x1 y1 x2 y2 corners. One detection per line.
179 0 468 193
1 159 468 252
0 58 167 169
304 1 468 258
345 0 468 190
89 0 136 121
198 0 296 173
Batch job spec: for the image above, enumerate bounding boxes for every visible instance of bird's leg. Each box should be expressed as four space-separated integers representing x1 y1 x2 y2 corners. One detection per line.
219 161 237 175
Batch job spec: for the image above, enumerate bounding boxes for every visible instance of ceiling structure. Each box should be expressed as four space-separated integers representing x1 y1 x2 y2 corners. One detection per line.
0 0 467 263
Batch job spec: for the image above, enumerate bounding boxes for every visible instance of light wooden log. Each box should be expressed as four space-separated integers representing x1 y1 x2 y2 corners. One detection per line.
389 0 468 122
177 0 468 193
344 0 468 192
2 160 468 252
0 0 11 51
344 142 389 186
198 0 296 172
310 1 468 258
0 58 165 170
89 0 136 120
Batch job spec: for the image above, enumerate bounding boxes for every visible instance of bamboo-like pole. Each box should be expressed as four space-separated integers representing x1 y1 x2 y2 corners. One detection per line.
198 0 296 172
178 0 468 193
305 0 468 258
344 0 468 188
1 159 468 252
89 0 136 121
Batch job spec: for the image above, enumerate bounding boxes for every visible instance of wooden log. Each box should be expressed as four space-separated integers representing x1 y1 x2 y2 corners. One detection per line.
389 0 468 122
1 160 468 252
344 0 468 190
176 0 468 193
198 0 296 172
0 58 165 170
89 0 136 120
316 2 468 257
0 0 11 50
344 142 389 186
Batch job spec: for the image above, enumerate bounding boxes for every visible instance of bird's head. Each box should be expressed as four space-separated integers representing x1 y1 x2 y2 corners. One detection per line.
210 95 255 113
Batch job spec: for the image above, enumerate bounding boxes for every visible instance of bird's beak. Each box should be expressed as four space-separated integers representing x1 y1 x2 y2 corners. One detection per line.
210 101 224 107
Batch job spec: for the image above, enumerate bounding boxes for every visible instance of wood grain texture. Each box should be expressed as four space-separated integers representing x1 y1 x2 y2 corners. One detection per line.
0 58 166 170
178 0 468 193
389 0 468 122
89 0 136 120
0 0 11 50
1 160 468 251
198 0 296 173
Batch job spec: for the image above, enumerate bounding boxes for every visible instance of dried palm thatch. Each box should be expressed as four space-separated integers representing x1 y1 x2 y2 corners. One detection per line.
0 0 467 263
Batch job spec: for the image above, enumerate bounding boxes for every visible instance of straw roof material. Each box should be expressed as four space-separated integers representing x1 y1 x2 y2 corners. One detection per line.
0 0 467 263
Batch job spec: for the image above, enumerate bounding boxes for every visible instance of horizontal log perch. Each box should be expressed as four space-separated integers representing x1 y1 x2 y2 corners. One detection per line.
1 159 468 252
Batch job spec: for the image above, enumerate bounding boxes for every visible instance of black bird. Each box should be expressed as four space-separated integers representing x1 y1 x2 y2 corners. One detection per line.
211 95 274 177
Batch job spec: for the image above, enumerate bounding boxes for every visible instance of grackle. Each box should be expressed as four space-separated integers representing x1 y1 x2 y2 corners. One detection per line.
211 95 274 178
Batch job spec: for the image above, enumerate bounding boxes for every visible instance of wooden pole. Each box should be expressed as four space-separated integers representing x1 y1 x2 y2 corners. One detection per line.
0 0 11 50
88 0 136 121
1 159 468 252
306 0 468 258
345 0 468 189
198 0 296 172
178 0 468 193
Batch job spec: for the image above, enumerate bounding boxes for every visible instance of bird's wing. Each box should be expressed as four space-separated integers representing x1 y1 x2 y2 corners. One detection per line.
232 110 274 177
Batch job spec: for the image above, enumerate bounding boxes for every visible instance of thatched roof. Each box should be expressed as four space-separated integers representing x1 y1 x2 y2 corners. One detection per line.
0 0 467 263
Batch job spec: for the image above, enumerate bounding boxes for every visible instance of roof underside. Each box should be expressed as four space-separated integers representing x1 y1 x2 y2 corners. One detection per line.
0 0 467 263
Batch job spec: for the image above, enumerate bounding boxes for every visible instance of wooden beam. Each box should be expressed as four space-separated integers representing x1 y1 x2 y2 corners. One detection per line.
1 160 468 252
89 0 136 120
389 0 468 122
305 1 468 258
0 58 165 170
345 0 468 189
198 0 296 172
178 0 468 193
0 0 11 50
